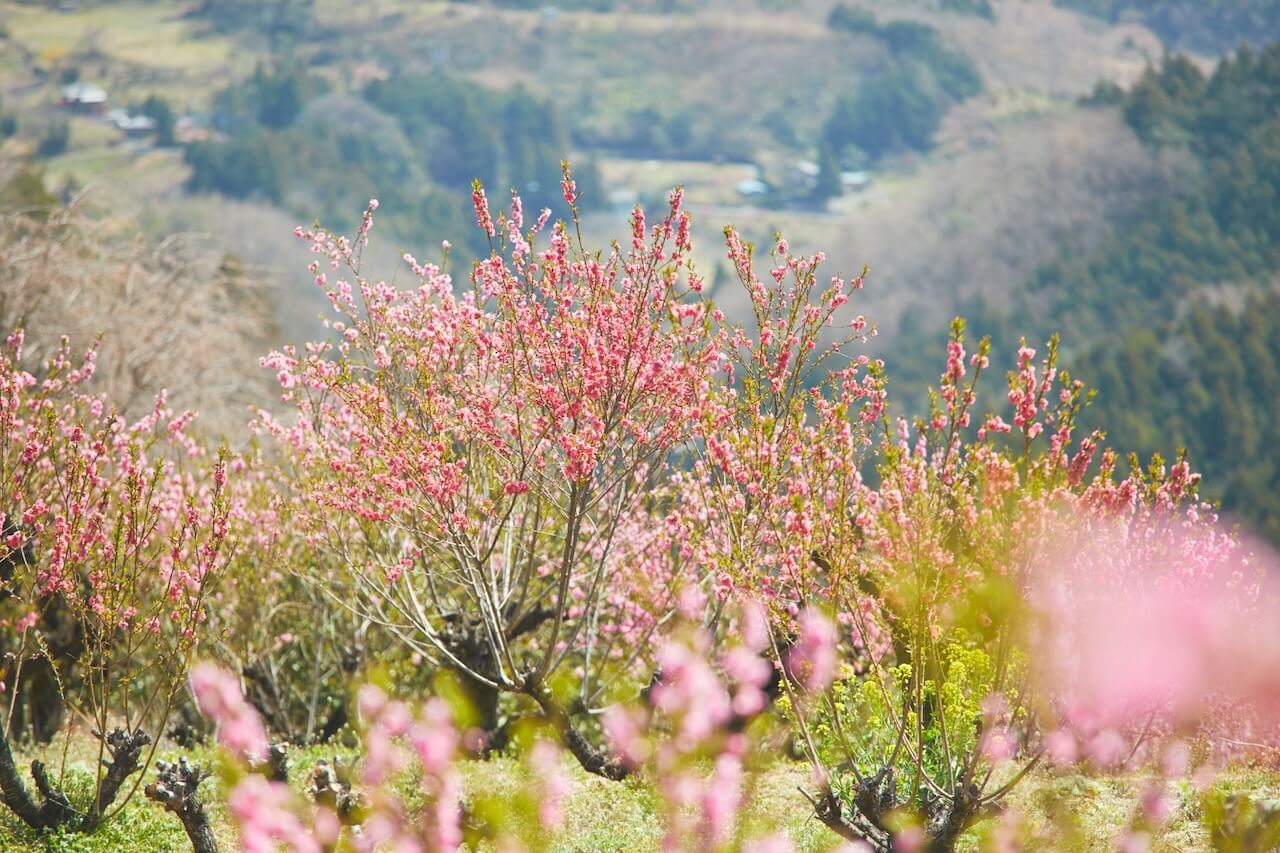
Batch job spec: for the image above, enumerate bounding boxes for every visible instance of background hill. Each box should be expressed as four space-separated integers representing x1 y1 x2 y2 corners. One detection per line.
1 0 1277 540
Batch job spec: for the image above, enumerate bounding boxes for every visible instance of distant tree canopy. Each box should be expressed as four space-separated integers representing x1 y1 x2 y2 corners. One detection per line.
211 63 325 131
1054 0 1280 54
487 0 618 8
940 0 995 19
823 6 983 162
1030 47 1280 337
137 95 176 146
0 167 57 215
186 131 290 202
35 119 69 158
364 73 601 216
186 67 601 259
812 143 843 205
942 44 1280 543
185 0 316 46
1077 293 1280 544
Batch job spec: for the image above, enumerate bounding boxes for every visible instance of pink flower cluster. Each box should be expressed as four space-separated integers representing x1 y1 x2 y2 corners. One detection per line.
1031 513 1280 764
604 612 778 851
356 686 463 852
190 662 269 762
193 665 471 852
788 608 838 693
229 776 321 853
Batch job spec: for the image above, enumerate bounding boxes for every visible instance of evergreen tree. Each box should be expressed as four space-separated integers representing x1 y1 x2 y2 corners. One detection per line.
812 144 843 207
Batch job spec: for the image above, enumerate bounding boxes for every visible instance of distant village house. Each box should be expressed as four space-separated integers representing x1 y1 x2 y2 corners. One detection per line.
107 108 157 138
58 82 108 114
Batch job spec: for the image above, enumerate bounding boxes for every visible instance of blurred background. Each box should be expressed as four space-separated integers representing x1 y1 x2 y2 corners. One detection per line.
0 0 1277 542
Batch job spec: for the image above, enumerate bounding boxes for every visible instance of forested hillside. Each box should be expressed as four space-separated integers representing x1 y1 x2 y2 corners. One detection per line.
822 5 984 162
1054 0 1280 53
956 44 1280 541
184 65 600 259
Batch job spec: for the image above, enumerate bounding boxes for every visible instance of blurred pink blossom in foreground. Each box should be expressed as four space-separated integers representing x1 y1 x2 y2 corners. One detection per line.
1031 510 1280 763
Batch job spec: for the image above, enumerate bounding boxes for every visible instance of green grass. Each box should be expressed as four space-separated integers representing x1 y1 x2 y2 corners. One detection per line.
0 2 236 72
1 734 1274 852
0 737 223 853
0 736 837 852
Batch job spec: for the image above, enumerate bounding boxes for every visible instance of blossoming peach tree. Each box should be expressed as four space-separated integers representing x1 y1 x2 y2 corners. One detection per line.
3 173 1242 853
0 331 232 831
260 168 727 775
752 323 1278 851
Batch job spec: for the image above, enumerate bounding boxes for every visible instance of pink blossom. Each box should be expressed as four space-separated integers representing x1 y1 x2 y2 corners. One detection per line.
529 740 571 831
228 775 319 853
742 835 796 853
981 726 1017 764
788 608 838 692
471 181 495 238
189 662 268 761
603 706 650 767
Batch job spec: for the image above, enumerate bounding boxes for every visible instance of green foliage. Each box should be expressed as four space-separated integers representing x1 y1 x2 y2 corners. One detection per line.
1077 293 1280 544
187 66 603 257
826 5 879 35
812 143 843 205
823 7 983 161
186 0 315 46
1202 791 1280 852
189 67 603 248
940 0 995 19
211 62 325 131
1080 79 1126 106
824 68 945 161
488 0 625 8
365 74 599 215
0 167 56 214
36 120 69 158
585 104 753 161
289 96 428 208
185 130 289 201
793 640 1018 822
0 767 194 852
365 72 503 190
1053 0 1280 53
136 95 175 146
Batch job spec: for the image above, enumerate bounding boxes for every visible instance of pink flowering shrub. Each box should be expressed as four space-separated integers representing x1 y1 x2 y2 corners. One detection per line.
259 171 726 773
1030 517 1277 757
675 231 884 609
764 321 1280 850
37 182 1261 851
0 331 232 829
190 662 271 763
199 449 371 746
604 614 777 852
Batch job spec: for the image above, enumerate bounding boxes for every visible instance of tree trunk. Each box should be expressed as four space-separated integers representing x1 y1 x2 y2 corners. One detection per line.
528 686 630 781
0 724 150 833
145 758 219 853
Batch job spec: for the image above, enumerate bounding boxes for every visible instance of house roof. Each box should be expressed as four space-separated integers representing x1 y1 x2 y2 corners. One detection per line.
60 82 108 104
